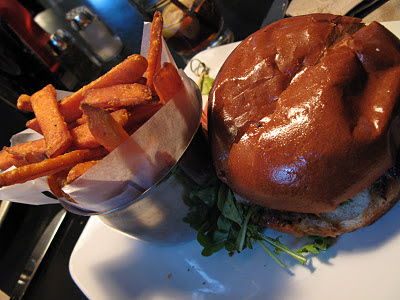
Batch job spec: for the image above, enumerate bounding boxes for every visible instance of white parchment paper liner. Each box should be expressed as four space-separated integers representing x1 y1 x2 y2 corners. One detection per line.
0 22 202 212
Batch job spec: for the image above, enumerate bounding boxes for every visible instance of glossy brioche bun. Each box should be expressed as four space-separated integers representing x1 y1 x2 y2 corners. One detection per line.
208 14 400 215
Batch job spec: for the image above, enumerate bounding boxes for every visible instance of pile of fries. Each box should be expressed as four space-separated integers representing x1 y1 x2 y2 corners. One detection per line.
0 12 184 201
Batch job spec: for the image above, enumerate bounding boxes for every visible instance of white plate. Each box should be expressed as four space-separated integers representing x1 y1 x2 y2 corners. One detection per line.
70 21 400 300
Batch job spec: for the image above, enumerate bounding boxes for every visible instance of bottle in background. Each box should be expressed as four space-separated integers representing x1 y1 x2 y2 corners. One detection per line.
66 6 124 65
47 29 102 87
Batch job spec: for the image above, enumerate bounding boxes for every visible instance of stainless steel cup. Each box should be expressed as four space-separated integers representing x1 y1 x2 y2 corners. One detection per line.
100 130 211 244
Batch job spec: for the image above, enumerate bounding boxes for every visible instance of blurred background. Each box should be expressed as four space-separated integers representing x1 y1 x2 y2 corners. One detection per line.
0 0 273 146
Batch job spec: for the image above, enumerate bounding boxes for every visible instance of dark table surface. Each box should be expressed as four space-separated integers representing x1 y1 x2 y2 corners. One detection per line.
0 1 273 299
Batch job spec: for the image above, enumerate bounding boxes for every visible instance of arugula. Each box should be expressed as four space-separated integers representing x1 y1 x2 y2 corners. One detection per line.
297 236 333 254
180 168 332 267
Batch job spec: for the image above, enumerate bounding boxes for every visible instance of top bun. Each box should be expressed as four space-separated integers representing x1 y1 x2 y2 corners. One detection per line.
208 14 400 214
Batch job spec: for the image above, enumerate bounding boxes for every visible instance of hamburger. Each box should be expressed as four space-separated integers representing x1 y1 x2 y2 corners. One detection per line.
208 14 400 238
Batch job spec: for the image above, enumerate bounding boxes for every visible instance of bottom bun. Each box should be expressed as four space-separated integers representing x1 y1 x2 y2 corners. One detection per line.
256 163 400 237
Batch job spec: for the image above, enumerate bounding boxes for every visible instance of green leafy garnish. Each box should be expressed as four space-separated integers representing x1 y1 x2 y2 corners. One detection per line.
217 183 242 225
180 170 331 267
297 236 333 254
236 205 255 251
174 155 332 268
190 59 214 95
199 77 214 95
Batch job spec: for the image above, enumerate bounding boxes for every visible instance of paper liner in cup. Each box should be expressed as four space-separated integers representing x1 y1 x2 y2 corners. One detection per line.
60 128 213 245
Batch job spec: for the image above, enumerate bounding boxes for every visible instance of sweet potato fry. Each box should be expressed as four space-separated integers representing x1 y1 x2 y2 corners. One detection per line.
47 169 70 198
58 54 148 122
137 77 147 85
0 147 108 187
74 107 125 126
81 103 130 152
27 116 78 134
26 118 42 134
70 125 99 150
153 62 184 104
0 150 25 171
30 84 72 158
67 121 80 131
17 94 33 111
47 169 78 203
4 139 47 164
71 109 129 149
74 115 88 126
146 11 163 92
47 160 97 200
82 83 153 109
125 102 163 133
66 160 99 185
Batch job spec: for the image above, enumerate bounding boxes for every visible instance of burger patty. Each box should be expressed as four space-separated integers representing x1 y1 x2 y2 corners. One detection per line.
257 160 400 237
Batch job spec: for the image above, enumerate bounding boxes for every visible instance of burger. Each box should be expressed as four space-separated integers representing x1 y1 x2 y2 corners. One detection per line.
208 14 400 238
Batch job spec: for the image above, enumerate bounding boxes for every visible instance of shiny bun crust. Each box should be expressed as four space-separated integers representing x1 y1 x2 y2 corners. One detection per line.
208 14 400 214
